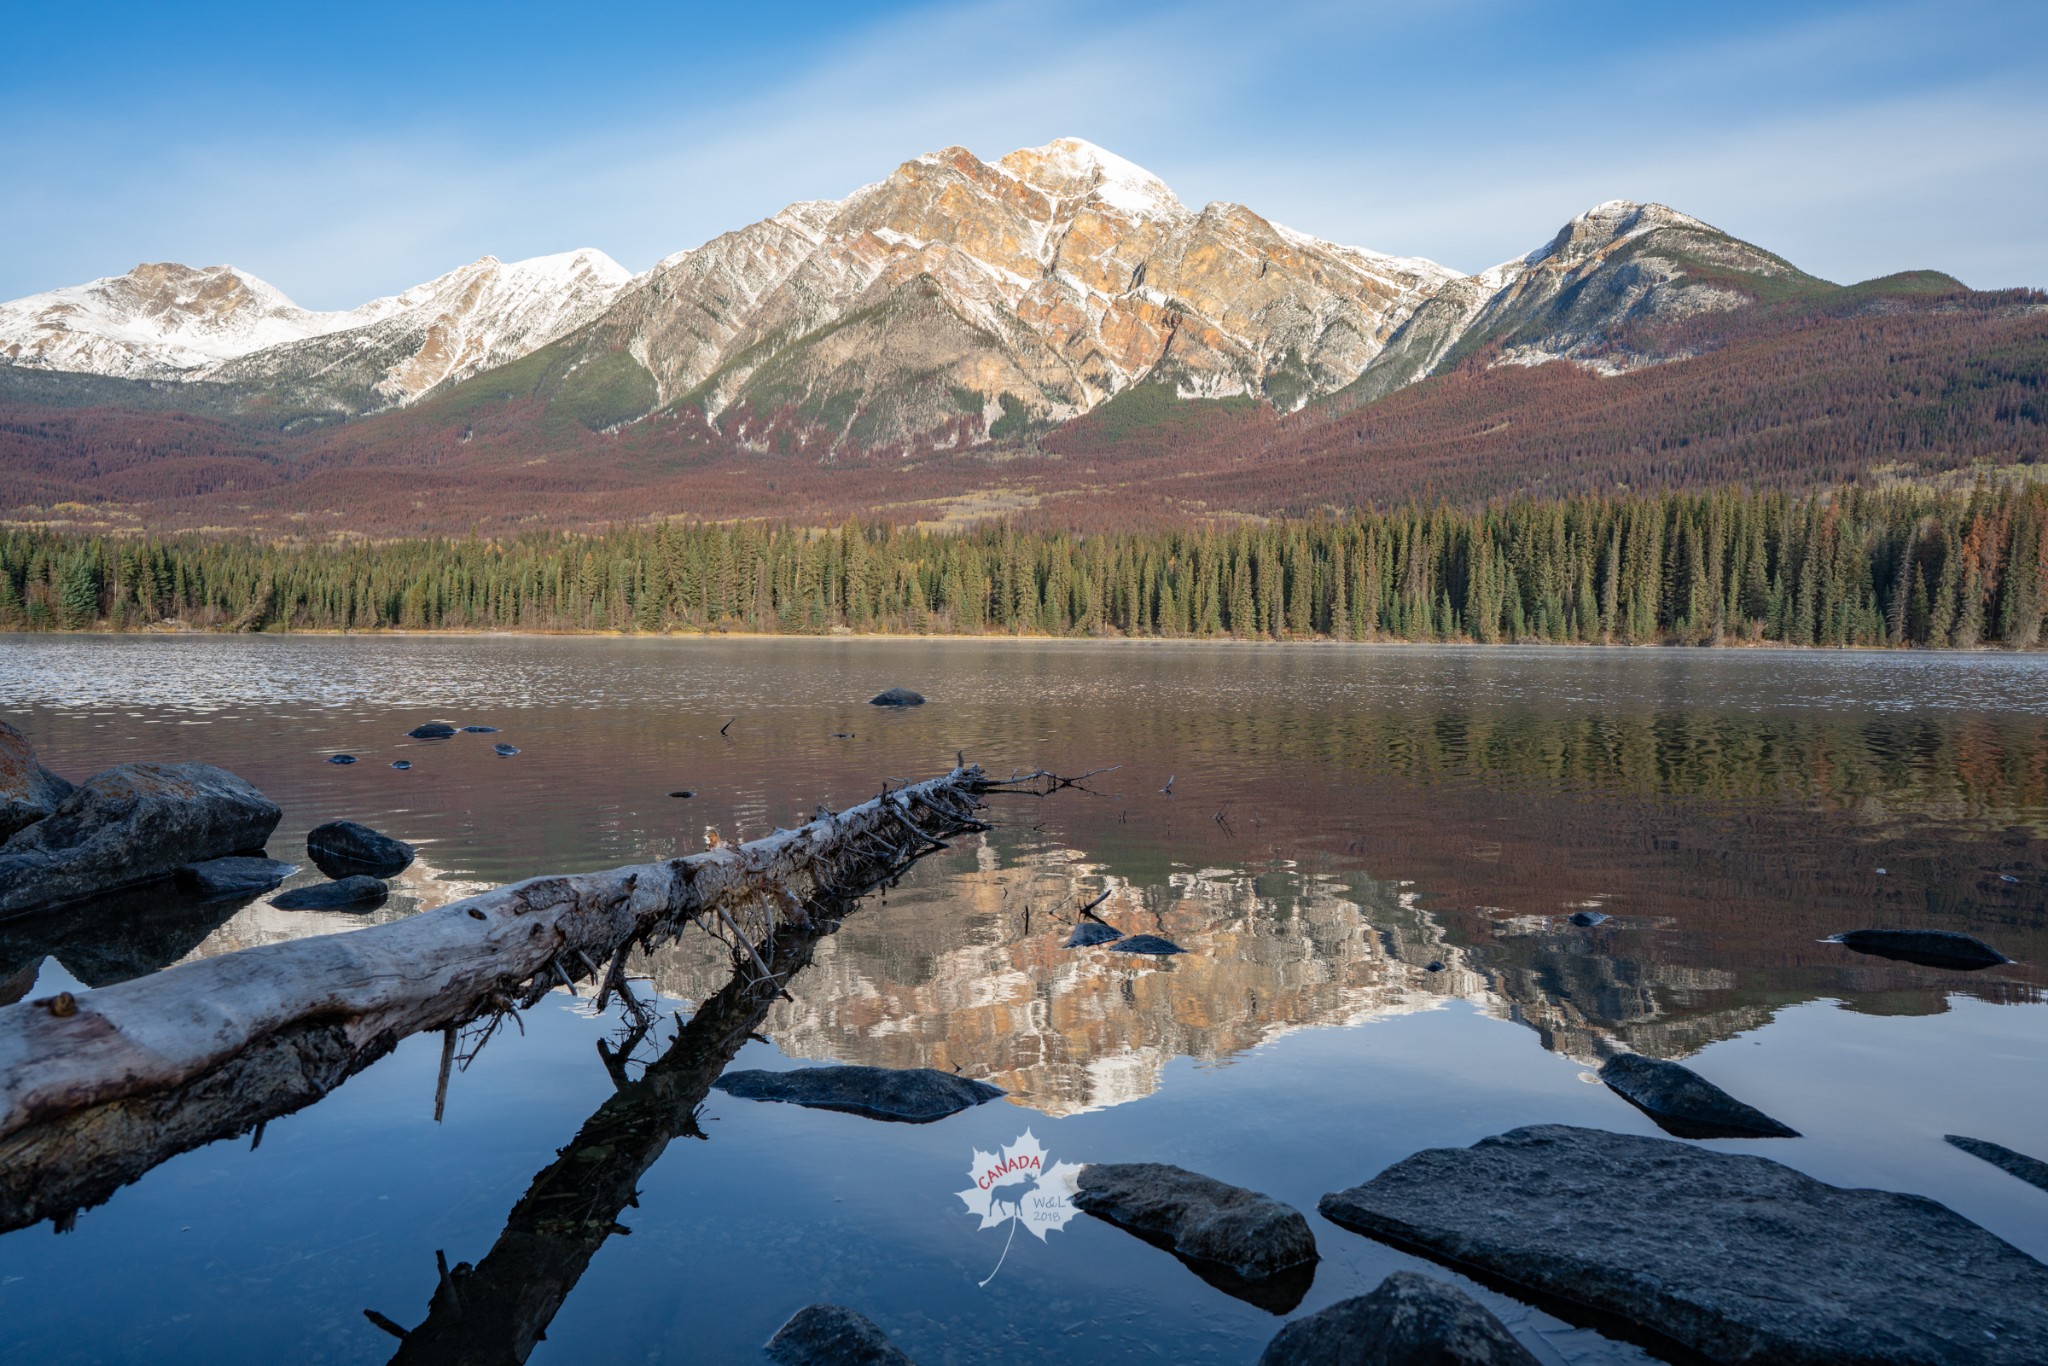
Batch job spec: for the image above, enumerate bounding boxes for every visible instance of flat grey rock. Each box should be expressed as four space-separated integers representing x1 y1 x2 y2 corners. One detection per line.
714 1065 1002 1123
0 762 281 917
1109 933 1184 956
1074 1162 1316 1283
270 875 388 911
1598 1052 1799 1139
867 688 925 707
0 721 72 843
1065 922 1124 947
176 855 297 899
1947 1135 2048 1195
765 1304 913 1365
1319 1124 2048 1365
307 819 415 879
1257 1271 1539 1366
1833 929 2010 970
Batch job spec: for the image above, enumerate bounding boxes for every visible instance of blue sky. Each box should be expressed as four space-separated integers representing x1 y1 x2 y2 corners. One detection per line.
5 0 2044 306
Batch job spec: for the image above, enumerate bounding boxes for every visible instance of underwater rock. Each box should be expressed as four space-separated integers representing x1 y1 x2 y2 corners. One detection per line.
714 1065 1002 1123
1946 1135 2048 1195
307 819 415 879
175 855 296 899
1832 929 2010 970
0 722 74 842
1319 1124 2048 1366
407 723 458 740
1598 1053 1799 1139
867 688 925 707
1074 1162 1317 1284
764 1304 914 1366
1257 1271 1539 1366
460 725 499 733
1065 922 1125 947
270 875 388 911
1109 933 1183 956
0 762 282 916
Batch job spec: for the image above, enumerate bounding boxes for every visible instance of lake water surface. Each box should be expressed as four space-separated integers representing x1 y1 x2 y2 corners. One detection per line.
1 636 2044 1364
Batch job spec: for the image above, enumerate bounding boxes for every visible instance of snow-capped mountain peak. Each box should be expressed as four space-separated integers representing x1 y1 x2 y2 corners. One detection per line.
996 137 1185 219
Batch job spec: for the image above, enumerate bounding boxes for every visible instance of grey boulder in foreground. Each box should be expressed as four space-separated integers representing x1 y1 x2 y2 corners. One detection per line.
1073 1162 1317 1282
1257 1271 1538 1366
0 721 73 842
714 1065 1002 1123
1598 1052 1799 1138
1947 1135 2048 1195
270 876 389 911
306 819 415 879
0 762 282 916
1319 1124 2048 1365
764 1304 914 1365
1832 929 2011 970
867 688 926 707
174 856 296 899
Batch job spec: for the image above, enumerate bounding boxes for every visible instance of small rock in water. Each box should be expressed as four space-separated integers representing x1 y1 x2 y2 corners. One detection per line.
1109 933 1184 956
492 743 520 756
271 875 388 911
1074 1162 1318 1284
2000 873 2020 884
1831 928 2010 970
1946 1135 2048 1195
1256 1271 1539 1366
1425 961 1446 972
407 723 458 740
830 732 853 739
1598 1053 1799 1139
1066 922 1125 948
460 725 499 733
765 1305 913 1366
669 789 695 798
1569 910 1609 927
391 760 412 770
1317 1124 2048 1366
867 687 926 707
307 819 416 879
714 1065 1002 1123
176 856 297 899
326 754 357 765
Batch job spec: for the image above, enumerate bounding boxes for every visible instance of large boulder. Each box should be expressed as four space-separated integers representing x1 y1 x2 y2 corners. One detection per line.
0 763 281 917
271 876 388 911
1319 1125 2048 1365
0 722 72 842
765 1304 913 1365
1073 1162 1317 1283
713 1066 1002 1123
1257 1272 1539 1366
1832 929 2010 970
307 819 415 879
1598 1053 1799 1139
175 856 296 899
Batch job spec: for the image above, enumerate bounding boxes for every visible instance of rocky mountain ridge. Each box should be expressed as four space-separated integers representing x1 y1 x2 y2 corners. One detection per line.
0 138 1853 447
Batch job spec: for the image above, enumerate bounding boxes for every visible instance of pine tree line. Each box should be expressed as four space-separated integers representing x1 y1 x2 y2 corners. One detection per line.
5 482 2047 648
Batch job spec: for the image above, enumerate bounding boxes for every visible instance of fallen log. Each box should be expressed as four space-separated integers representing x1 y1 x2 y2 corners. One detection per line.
0 765 993 1233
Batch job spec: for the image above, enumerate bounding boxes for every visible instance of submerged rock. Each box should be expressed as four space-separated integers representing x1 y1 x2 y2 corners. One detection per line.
1832 928 2010 970
1257 1271 1539 1366
0 722 74 842
1319 1124 2048 1365
765 1304 913 1366
326 754 357 765
0 763 282 917
271 876 388 911
1074 1162 1317 1284
1947 1135 2048 1195
1065 922 1125 948
714 1065 1002 1123
1568 910 1609 927
460 725 499 734
307 819 415 879
867 688 925 707
391 760 412 770
176 856 297 899
407 723 458 740
1598 1053 1799 1139
493 743 520 757
1109 933 1184 956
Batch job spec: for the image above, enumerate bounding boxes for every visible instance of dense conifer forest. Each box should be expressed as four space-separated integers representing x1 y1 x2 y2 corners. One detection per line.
5 482 2047 648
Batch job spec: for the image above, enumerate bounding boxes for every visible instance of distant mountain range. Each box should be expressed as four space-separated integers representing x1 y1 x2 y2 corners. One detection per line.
1 138 2041 533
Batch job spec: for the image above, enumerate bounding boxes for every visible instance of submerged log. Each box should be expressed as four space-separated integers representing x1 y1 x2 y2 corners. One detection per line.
0 765 994 1233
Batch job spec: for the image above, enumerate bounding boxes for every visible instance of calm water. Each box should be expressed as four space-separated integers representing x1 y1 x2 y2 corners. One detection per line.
1 635 2044 1365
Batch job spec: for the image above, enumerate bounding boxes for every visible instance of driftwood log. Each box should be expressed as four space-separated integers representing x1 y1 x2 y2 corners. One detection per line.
0 765 996 1233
